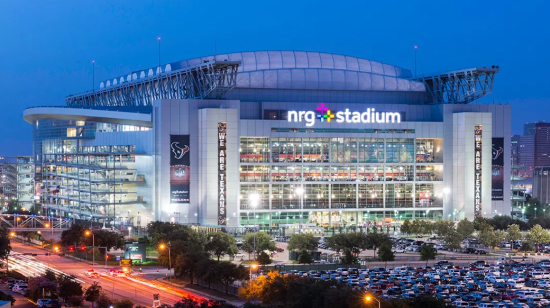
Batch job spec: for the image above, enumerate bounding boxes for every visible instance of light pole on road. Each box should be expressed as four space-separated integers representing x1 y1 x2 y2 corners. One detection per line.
85 230 95 267
159 244 171 285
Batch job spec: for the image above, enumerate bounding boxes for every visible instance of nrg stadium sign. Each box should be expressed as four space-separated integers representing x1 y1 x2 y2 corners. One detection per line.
288 103 401 127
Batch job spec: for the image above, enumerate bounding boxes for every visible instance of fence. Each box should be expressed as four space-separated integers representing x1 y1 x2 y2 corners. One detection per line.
193 278 240 297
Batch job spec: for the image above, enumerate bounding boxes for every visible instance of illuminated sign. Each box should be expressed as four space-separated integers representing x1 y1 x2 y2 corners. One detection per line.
218 122 227 225
170 135 190 203
474 125 482 217
288 103 401 127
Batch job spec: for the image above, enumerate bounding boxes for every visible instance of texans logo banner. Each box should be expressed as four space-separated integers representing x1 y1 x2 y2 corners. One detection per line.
170 135 190 204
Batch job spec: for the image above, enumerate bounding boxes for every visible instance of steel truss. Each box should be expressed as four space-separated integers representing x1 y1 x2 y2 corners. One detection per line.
66 60 241 107
0 214 71 230
412 67 499 104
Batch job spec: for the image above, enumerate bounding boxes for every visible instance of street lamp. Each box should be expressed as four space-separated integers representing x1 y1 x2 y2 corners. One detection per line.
295 186 304 232
85 230 95 267
535 207 538 219
159 244 171 285
249 192 260 260
365 294 380 308
249 264 258 280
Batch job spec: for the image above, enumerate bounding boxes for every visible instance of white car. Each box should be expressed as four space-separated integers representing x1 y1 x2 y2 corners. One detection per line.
392 247 405 253
234 253 246 258
84 269 96 277
12 283 28 294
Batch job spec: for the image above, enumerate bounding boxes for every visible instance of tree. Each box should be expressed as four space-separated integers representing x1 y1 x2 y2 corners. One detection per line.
433 221 454 238
257 251 272 265
456 219 475 240
83 229 125 252
217 262 249 294
239 271 363 308
507 224 523 249
60 224 85 247
44 268 57 282
115 299 134 308
28 277 57 301
84 282 102 308
420 245 436 267
473 217 490 231
478 225 497 248
400 219 412 235
58 277 83 302
95 292 113 308
521 241 534 252
297 250 313 264
365 232 391 258
242 232 276 260
444 230 462 250
325 232 370 263
205 232 239 261
172 250 210 284
378 244 395 268
287 233 319 253
0 227 12 268
147 222 205 247
527 224 550 247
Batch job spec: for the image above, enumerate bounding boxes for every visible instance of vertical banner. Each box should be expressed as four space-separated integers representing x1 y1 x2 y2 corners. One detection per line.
474 125 483 217
170 135 190 203
492 138 504 201
218 122 227 225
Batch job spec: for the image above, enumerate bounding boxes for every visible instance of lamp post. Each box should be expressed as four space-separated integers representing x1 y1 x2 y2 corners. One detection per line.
365 294 380 308
249 264 257 280
535 208 538 219
249 192 260 260
85 230 95 267
159 244 171 285
295 186 304 232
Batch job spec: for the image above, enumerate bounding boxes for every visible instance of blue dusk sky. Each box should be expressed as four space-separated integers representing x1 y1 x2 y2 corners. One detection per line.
0 1 548 155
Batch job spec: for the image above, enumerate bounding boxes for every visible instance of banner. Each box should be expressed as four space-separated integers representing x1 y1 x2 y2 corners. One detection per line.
474 125 483 217
170 135 190 203
218 122 227 225
492 137 504 201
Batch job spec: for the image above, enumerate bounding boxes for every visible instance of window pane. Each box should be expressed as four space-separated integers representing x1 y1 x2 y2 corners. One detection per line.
302 138 329 163
358 184 383 208
271 138 302 162
415 165 443 181
240 137 269 163
358 138 385 163
331 184 356 209
416 139 443 163
386 138 414 163
330 138 357 163
358 165 384 182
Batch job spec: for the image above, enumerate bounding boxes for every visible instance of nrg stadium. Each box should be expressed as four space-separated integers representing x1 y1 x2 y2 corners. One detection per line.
22 50 508 231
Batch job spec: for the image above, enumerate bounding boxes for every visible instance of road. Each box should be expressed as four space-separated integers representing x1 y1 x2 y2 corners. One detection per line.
8 242 205 307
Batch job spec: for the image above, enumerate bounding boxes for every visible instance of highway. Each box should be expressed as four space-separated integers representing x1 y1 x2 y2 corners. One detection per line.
8 241 205 307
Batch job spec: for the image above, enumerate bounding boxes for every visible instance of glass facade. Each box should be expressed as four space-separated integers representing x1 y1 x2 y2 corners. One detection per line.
32 119 147 222
238 136 445 227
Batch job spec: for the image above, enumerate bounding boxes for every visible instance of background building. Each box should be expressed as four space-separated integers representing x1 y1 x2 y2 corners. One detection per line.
23 50 508 228
0 156 35 211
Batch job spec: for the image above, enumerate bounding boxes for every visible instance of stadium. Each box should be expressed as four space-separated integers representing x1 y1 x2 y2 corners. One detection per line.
22 50 509 230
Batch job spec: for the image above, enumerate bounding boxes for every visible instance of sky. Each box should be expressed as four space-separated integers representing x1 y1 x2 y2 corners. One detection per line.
0 0 549 155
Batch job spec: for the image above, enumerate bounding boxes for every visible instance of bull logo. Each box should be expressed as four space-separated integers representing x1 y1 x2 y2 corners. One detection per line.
171 142 189 160
492 146 503 161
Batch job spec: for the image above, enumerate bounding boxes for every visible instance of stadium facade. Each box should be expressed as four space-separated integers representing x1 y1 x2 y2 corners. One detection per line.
23 51 510 228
